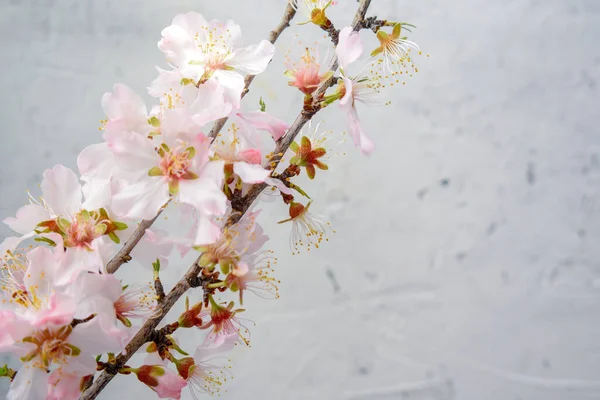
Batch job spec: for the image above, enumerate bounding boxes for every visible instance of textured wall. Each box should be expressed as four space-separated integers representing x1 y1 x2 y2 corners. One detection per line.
1 0 600 399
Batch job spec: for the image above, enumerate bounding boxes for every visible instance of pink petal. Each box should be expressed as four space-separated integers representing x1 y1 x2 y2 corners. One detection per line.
101 83 149 134
111 177 170 220
41 164 82 217
103 131 157 173
336 26 363 70
345 104 374 156
228 40 275 75
233 161 270 184
3 204 50 235
237 110 289 141
238 148 262 165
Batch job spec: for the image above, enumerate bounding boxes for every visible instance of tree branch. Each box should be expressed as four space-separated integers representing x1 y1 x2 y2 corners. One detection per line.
106 205 166 274
80 1 372 398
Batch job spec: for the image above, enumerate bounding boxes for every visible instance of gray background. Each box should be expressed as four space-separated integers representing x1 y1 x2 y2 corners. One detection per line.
2 0 600 399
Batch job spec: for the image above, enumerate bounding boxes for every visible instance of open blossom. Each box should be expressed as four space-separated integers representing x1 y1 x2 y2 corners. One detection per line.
93 84 230 243
224 254 279 303
371 23 420 73
1 165 127 257
285 46 332 95
158 12 275 107
198 296 248 347
171 334 236 396
278 200 330 254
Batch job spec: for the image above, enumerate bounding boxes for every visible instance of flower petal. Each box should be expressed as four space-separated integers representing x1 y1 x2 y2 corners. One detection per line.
41 165 83 217
111 177 170 220
237 110 289 141
233 161 270 184
4 204 50 235
336 26 363 70
227 40 275 75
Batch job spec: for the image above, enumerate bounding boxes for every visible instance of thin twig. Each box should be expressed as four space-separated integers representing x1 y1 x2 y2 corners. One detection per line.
105 206 166 274
207 1 297 139
80 2 372 398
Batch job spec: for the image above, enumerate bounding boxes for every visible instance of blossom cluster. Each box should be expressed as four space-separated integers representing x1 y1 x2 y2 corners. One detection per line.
0 3 420 399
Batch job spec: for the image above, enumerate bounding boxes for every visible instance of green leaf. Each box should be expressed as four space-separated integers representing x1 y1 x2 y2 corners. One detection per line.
259 97 266 112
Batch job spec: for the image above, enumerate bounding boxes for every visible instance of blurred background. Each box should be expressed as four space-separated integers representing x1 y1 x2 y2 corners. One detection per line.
1 0 600 399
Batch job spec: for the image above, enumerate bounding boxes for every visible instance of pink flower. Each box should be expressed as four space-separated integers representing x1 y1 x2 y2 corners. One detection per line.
171 334 236 396
285 46 332 95
199 296 248 347
278 200 331 254
133 365 187 399
158 12 275 107
224 256 279 304
1 165 128 262
102 88 229 243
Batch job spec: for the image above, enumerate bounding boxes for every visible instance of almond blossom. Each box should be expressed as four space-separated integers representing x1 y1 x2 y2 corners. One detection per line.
371 23 420 73
158 11 275 107
1 164 126 255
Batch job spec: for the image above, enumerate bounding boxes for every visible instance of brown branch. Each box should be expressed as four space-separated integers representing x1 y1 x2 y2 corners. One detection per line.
106 206 166 274
208 1 297 139
80 1 372 398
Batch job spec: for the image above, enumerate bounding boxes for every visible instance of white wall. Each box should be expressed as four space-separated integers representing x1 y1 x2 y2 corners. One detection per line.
1 0 600 399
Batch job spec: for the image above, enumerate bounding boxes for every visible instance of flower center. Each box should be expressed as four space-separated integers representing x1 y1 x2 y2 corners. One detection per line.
64 213 100 248
160 149 192 179
22 326 80 368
